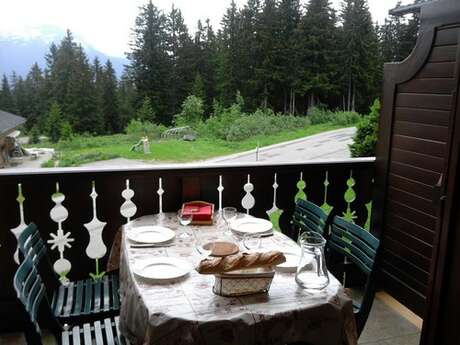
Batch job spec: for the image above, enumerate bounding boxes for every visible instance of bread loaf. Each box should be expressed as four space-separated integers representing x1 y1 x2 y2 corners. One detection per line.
197 251 286 274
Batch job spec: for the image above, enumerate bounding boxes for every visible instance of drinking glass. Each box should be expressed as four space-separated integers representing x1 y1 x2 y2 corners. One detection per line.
243 233 262 252
222 207 237 235
295 231 329 289
177 209 193 239
190 225 213 256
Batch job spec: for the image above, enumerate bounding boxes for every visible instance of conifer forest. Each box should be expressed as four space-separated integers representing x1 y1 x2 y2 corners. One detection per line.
0 0 419 136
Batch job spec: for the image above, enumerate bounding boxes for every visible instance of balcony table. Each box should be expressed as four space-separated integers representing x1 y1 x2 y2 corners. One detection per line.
119 214 357 345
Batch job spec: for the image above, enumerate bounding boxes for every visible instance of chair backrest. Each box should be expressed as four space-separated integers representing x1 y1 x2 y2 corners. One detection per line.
18 223 60 288
18 223 47 264
13 257 48 343
328 215 380 336
292 199 329 238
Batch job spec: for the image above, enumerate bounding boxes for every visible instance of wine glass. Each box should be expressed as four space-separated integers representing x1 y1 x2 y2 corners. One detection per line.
222 207 237 235
177 209 193 239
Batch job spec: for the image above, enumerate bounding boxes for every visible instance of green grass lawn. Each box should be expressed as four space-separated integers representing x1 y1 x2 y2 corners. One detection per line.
41 123 350 167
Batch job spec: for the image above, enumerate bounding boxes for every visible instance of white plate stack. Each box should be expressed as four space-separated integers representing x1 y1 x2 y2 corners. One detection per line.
230 217 274 237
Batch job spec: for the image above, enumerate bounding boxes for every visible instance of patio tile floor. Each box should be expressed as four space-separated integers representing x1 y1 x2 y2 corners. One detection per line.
0 292 421 345
359 292 421 345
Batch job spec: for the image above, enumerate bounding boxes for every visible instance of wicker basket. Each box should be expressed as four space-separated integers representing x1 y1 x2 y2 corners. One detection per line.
213 268 275 297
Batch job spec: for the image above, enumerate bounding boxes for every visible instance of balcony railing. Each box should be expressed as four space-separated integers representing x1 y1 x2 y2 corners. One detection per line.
0 158 375 332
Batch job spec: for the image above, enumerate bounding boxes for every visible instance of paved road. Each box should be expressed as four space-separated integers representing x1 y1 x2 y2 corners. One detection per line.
207 127 356 164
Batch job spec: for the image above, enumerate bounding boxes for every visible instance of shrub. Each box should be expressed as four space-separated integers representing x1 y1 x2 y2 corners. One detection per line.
331 111 361 126
46 101 68 143
199 107 309 141
136 96 156 123
59 120 74 142
308 106 360 126
125 119 166 139
197 103 244 140
174 95 204 127
308 106 334 124
350 99 380 157
28 125 40 144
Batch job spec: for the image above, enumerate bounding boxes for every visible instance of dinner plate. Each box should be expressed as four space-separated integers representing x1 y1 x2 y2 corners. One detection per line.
230 217 273 235
127 226 175 244
133 257 191 281
275 251 301 273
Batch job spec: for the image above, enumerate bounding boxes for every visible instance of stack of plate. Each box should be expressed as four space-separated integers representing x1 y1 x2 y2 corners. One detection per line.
128 225 191 282
230 217 273 237
127 225 175 245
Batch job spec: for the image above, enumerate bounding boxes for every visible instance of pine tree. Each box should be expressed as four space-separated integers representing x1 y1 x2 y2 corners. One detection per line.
24 63 47 130
12 75 27 116
43 30 100 133
101 60 120 133
339 0 380 113
0 74 15 113
217 0 241 106
234 0 260 111
297 0 339 111
136 96 156 123
66 43 101 133
278 0 301 114
165 5 194 116
128 1 171 124
118 70 137 130
191 72 205 100
191 19 218 114
378 1 419 63
254 0 280 109
46 101 65 143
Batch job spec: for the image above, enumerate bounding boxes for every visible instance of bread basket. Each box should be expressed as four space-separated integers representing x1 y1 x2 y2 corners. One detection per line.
213 268 275 297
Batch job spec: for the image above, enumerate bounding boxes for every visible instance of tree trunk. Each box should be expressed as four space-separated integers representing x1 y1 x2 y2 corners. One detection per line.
292 90 296 114
283 89 288 114
291 88 296 115
262 84 268 109
352 83 356 112
347 77 352 112
310 93 316 109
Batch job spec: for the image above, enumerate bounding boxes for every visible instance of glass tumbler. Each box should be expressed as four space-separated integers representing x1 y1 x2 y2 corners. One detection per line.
295 231 329 289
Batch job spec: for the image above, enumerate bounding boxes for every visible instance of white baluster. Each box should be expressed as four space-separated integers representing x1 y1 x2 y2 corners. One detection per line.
241 175 255 215
217 175 224 212
266 173 284 230
120 179 137 224
157 177 164 214
48 183 74 281
10 184 27 264
84 181 107 280
266 173 280 216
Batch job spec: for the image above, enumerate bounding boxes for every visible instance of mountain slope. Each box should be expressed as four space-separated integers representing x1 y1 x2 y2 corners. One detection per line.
0 27 128 77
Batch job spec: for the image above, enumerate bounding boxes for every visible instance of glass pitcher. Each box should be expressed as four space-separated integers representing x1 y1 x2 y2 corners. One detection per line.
295 231 329 289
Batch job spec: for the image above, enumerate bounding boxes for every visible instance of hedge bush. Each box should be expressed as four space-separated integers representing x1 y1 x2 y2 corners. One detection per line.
350 99 380 157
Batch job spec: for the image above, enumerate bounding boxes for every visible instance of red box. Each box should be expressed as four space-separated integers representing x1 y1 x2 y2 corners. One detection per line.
182 201 214 225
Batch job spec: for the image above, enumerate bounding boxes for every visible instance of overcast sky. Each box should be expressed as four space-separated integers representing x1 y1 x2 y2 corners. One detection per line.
0 0 414 57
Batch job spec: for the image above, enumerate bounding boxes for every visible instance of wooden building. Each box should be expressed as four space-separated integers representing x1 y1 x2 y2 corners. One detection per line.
0 110 26 168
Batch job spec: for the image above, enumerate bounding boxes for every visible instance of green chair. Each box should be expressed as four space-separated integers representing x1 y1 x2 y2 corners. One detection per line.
18 223 120 323
327 216 380 336
14 255 126 345
291 199 329 239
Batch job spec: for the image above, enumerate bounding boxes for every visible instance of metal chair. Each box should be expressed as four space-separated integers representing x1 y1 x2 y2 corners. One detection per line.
327 216 380 336
14 255 126 345
291 199 330 240
18 223 120 324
